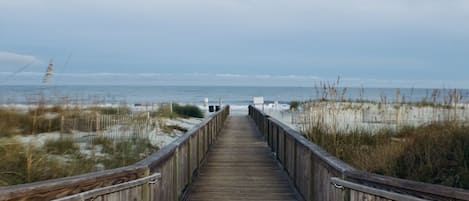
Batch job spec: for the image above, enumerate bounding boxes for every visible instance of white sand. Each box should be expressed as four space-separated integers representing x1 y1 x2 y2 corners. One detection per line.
4 116 203 157
266 101 469 133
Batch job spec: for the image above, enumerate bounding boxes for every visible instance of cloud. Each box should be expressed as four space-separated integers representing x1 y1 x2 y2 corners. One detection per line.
2 71 469 88
0 51 45 74
215 73 243 78
0 52 43 70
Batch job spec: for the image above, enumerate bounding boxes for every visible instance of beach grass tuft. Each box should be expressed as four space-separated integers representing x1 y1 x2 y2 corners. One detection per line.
0 137 158 186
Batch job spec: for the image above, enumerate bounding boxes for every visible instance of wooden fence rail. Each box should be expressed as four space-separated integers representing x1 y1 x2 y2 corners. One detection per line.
248 105 469 201
0 106 229 201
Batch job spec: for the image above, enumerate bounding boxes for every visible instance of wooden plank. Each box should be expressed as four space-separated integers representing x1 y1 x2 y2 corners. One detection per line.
273 124 278 154
190 134 198 179
0 165 147 201
185 115 302 201
53 173 160 201
149 178 162 201
331 177 426 201
331 177 429 201
156 156 175 201
346 171 469 201
295 143 312 201
177 142 188 198
204 125 209 154
198 129 204 166
285 135 295 180
278 128 285 166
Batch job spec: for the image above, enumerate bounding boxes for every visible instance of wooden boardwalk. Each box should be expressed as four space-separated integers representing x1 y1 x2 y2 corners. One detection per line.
2 106 467 201
185 115 302 201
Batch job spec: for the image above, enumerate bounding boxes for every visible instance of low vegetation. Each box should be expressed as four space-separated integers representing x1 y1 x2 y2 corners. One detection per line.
304 122 469 189
154 103 204 118
289 101 301 110
0 107 61 137
0 100 202 186
87 106 131 115
44 137 79 154
0 137 158 186
172 104 204 118
0 105 132 136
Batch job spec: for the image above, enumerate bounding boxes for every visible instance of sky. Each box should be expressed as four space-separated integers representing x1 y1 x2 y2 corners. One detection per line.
1 0 468 88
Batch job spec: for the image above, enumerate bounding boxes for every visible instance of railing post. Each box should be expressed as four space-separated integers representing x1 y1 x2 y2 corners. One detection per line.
261 116 269 142
197 129 200 167
293 140 298 190
141 167 150 201
310 153 316 201
173 148 179 201
187 138 192 186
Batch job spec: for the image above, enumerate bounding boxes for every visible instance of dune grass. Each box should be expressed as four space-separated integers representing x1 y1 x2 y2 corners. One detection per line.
298 78 469 188
302 79 469 188
0 107 62 136
0 137 158 186
0 105 133 136
0 100 197 186
304 122 469 188
44 137 79 154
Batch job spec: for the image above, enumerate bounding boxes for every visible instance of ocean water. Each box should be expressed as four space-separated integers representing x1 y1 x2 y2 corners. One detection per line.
1 85 469 106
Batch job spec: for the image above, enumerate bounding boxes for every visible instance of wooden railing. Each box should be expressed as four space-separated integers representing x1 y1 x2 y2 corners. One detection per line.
249 105 469 201
0 106 230 201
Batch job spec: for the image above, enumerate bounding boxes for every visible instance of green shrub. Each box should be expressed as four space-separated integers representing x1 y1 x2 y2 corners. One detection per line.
173 104 204 118
289 101 301 110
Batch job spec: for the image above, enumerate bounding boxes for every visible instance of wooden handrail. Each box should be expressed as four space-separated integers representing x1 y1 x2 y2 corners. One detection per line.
0 105 230 201
266 117 355 174
0 165 148 201
248 105 469 201
346 171 469 201
53 173 162 201
330 177 428 201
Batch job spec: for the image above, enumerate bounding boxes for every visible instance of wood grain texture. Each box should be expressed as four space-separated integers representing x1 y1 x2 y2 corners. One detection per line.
185 115 302 201
346 171 469 201
0 165 147 201
53 173 160 201
331 177 428 201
